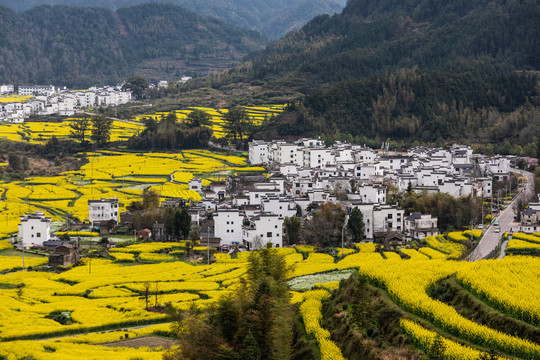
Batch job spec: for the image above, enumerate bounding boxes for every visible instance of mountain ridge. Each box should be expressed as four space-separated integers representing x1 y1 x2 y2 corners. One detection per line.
0 3 267 87
166 0 539 153
0 0 346 39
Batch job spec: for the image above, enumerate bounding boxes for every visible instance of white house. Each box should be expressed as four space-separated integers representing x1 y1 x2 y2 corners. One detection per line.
353 147 377 162
88 198 119 224
0 84 14 94
261 196 297 219
18 85 55 96
58 97 76 116
372 204 404 235
297 138 324 148
303 148 335 168
277 143 302 166
248 189 280 205
188 178 203 191
355 162 382 180
356 184 386 204
242 213 284 249
18 212 51 246
404 212 439 239
249 140 269 164
214 209 244 245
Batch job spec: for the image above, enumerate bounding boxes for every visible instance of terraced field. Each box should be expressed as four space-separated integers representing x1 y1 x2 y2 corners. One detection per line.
0 150 265 239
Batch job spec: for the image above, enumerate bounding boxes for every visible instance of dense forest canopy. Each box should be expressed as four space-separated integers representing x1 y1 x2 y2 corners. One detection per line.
0 3 267 87
173 0 539 154
203 0 539 90
0 0 346 39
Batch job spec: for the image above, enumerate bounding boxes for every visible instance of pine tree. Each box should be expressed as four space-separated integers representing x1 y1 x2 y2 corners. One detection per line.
90 115 113 146
348 207 365 242
69 115 91 144
179 208 191 239
428 334 446 360
240 329 262 360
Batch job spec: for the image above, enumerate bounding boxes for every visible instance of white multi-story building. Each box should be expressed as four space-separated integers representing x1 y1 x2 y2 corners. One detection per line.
18 85 55 96
303 148 335 168
278 143 302 166
373 204 404 235
213 209 244 245
354 184 386 204
297 138 324 147
18 211 51 246
58 97 76 116
0 84 14 94
249 140 269 164
488 156 512 179
261 196 297 219
404 212 439 239
242 213 284 249
88 198 119 224
355 162 382 180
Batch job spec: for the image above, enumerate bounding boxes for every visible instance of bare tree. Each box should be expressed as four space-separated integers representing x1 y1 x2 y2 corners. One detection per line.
143 282 151 310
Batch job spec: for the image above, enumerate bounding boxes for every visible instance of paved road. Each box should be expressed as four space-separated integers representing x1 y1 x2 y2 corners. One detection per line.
468 169 534 261
498 240 509 259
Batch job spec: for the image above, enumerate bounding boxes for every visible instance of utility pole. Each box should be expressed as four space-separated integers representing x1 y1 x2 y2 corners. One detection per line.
341 224 345 259
481 197 484 232
470 221 474 246
207 225 211 265
341 215 348 259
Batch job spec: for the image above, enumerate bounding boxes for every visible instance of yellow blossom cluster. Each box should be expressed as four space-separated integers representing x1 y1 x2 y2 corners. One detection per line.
299 289 346 360
425 235 465 259
132 105 285 139
400 319 501 360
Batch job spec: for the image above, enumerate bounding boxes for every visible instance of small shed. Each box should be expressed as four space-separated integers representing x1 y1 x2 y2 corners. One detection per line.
42 240 70 251
137 229 152 241
49 245 80 267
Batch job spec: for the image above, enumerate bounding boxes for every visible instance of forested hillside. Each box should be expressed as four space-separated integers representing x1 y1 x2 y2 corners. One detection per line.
179 0 539 153
0 0 346 39
0 3 266 87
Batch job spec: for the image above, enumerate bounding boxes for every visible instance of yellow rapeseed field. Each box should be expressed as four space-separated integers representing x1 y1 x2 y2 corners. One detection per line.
0 150 264 239
132 104 285 139
0 244 537 359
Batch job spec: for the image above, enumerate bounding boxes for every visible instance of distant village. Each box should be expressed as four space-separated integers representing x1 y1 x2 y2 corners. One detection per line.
0 77 191 122
15 139 539 265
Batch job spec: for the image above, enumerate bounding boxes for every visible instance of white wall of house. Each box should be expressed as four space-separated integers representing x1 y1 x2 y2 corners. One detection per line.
355 163 381 180
373 205 404 234
248 190 280 205
243 214 284 249
88 198 119 223
214 209 244 245
18 212 51 246
303 148 335 168
261 197 297 219
188 178 203 191
353 148 376 162
249 141 269 164
357 185 386 204
350 204 375 239
278 144 302 166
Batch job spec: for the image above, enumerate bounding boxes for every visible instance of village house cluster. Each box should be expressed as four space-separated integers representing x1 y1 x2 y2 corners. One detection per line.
17 139 530 253
157 139 515 249
0 84 132 122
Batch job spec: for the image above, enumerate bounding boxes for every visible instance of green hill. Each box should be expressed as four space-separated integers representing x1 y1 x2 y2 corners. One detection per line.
179 0 539 152
0 3 267 87
0 0 346 39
